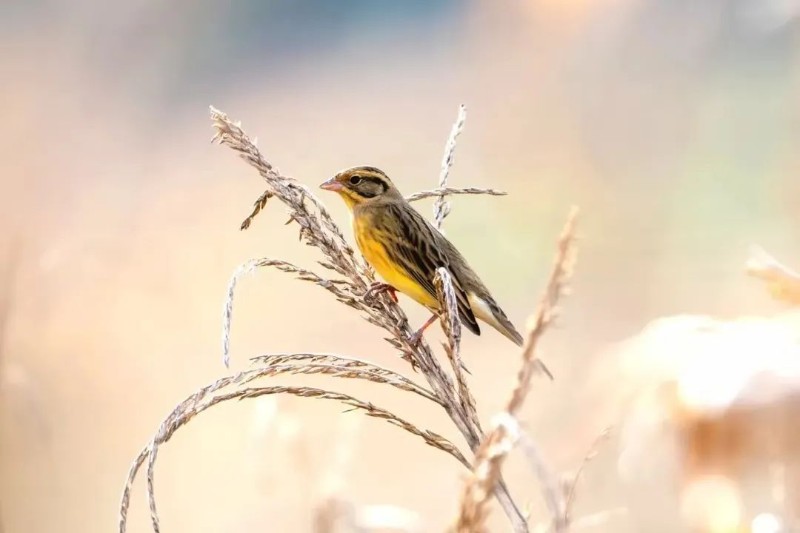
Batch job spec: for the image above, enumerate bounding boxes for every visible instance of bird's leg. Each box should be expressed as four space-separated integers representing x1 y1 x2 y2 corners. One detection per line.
364 281 398 304
408 313 439 346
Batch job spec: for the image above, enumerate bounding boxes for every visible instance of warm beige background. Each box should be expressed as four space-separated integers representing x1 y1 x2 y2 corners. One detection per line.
2 1 799 532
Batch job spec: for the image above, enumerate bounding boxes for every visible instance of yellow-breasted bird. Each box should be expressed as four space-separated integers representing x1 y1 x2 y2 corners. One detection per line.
320 166 552 379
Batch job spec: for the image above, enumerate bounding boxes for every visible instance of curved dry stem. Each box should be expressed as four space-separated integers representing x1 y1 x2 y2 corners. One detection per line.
119 448 148 533
232 387 469 466
119 384 468 533
222 258 362 366
249 353 439 403
406 187 507 203
146 442 160 532
241 363 441 404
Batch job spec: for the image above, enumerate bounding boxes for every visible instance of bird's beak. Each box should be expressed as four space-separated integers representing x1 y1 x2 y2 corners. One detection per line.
319 178 343 192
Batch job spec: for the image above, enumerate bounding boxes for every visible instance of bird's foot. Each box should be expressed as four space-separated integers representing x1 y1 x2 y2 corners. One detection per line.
406 313 439 347
364 282 398 304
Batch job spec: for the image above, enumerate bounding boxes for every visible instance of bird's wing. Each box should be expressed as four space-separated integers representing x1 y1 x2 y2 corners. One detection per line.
382 204 481 335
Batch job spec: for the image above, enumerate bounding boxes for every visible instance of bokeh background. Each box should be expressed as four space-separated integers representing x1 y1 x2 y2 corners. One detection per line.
2 0 800 532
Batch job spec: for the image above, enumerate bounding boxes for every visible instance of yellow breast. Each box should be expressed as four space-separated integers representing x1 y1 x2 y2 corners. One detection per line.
353 215 438 309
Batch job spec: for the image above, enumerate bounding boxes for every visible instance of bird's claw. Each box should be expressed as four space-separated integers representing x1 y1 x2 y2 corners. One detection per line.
364 282 398 304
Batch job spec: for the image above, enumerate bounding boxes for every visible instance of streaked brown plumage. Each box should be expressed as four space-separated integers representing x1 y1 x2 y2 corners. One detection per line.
320 166 552 378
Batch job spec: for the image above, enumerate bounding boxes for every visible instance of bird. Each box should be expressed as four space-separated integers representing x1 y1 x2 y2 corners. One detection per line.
320 166 552 379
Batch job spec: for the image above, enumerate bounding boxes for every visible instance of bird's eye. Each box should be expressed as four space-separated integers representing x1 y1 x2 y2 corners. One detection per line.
349 176 362 185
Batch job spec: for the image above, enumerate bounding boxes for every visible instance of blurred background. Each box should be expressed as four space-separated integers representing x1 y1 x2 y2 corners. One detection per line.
2 0 800 531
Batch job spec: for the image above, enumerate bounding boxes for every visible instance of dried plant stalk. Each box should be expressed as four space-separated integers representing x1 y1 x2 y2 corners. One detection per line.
236 386 468 464
746 246 800 305
238 363 441 404
222 258 362 367
249 352 440 403
435 268 480 433
434 104 467 229
508 207 578 415
455 207 579 533
406 187 507 203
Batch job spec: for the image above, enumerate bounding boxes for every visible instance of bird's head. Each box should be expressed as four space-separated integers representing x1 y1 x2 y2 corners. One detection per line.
319 166 401 209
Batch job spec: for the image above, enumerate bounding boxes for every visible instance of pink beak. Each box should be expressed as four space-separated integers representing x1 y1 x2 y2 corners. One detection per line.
320 178 343 192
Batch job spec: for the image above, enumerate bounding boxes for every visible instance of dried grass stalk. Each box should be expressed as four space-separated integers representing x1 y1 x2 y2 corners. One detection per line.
239 362 441 404
222 258 361 367
435 268 479 433
434 104 467 229
249 352 440 403
508 207 578 414
746 246 800 305
455 206 579 533
406 187 507 203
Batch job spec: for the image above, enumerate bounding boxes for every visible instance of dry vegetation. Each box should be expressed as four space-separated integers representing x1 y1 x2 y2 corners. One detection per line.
118 106 584 533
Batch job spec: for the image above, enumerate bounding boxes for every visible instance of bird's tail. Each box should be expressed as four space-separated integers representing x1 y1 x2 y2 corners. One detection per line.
468 292 554 380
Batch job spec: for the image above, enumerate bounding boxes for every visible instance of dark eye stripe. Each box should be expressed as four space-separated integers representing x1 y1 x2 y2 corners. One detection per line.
364 176 388 190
